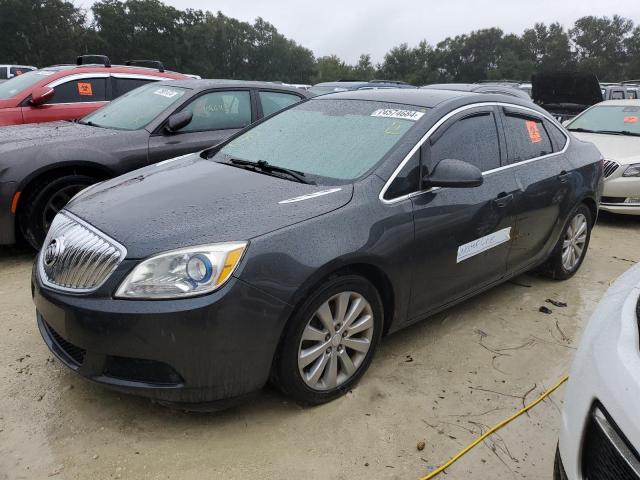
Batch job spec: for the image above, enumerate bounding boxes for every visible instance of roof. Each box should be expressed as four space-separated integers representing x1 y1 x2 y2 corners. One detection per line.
598 99 640 106
315 88 477 108
157 79 310 95
422 83 531 100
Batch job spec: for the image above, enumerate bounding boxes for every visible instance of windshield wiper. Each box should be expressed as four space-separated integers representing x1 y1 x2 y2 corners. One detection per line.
597 129 640 137
228 158 315 185
567 127 597 133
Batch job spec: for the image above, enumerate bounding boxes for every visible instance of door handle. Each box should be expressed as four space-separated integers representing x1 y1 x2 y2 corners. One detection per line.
494 192 514 208
558 171 570 183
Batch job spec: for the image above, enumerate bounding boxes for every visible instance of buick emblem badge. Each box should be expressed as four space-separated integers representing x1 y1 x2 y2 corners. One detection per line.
44 238 64 267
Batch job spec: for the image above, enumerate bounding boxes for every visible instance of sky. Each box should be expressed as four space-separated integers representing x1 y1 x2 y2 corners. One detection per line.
76 0 640 64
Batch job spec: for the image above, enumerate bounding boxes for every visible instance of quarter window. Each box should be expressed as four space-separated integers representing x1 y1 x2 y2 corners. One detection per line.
429 112 501 172
384 150 422 200
180 90 251 132
113 78 155 97
48 78 107 104
502 114 553 163
259 91 302 117
544 120 568 152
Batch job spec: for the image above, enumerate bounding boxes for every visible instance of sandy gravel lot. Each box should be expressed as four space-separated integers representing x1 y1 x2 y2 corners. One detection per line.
1 212 639 480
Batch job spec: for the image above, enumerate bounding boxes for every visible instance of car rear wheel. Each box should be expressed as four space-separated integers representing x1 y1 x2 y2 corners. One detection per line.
19 175 97 250
273 275 383 405
541 203 592 280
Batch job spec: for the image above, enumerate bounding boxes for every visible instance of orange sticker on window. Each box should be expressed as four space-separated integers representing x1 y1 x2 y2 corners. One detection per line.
624 116 638 123
525 120 542 143
77 82 93 96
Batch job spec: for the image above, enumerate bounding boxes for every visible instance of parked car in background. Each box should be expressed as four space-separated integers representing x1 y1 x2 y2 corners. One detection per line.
0 64 37 83
555 262 640 480
308 79 415 96
0 55 190 126
566 100 640 215
31 89 602 408
532 72 603 122
0 79 309 248
421 82 532 100
476 80 532 97
601 82 639 100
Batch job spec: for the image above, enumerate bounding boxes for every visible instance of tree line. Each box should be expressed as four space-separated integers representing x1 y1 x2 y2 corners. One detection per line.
1 0 639 85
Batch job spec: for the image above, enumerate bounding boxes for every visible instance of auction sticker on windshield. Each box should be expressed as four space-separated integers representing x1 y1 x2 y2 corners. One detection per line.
371 109 425 121
154 88 180 99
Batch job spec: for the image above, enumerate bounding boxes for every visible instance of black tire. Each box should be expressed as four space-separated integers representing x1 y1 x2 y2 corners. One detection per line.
273 274 384 405
540 203 592 280
19 174 97 250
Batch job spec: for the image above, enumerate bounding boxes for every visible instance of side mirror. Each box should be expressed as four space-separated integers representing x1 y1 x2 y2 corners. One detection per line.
424 158 483 188
30 86 55 106
165 111 193 133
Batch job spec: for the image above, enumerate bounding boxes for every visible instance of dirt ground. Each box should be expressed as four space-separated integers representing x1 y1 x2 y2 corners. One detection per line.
1 212 639 480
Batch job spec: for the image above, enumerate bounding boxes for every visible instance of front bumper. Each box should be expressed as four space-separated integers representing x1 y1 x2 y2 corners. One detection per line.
32 266 293 404
558 265 640 479
601 174 640 215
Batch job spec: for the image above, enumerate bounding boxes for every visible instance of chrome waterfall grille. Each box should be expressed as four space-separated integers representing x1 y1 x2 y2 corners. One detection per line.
604 160 620 178
38 212 127 292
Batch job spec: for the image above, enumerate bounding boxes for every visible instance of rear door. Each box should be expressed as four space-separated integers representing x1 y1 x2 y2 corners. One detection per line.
497 106 574 271
21 75 109 123
148 89 254 163
405 106 519 319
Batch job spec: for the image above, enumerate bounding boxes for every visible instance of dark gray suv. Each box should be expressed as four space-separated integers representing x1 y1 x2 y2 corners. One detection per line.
32 89 603 408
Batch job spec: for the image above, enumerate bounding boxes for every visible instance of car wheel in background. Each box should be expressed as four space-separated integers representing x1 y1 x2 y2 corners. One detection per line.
273 275 384 405
541 203 592 280
19 175 96 250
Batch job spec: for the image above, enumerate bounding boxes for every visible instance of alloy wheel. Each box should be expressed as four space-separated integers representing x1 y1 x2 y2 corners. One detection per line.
561 213 588 271
298 291 375 391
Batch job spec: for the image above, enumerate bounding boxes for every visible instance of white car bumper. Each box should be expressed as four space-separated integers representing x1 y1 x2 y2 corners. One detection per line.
601 172 640 215
557 263 640 479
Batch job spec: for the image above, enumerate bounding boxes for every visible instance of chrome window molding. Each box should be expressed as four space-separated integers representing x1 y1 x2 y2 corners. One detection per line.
46 73 166 88
37 211 127 294
379 101 571 205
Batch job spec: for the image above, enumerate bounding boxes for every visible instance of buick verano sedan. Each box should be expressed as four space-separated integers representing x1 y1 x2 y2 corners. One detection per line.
32 89 603 407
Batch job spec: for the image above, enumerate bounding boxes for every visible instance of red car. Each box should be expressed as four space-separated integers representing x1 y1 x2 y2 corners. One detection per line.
0 55 190 126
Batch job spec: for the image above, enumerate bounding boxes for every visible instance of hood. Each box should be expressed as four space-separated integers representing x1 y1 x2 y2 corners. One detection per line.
66 154 354 258
572 132 640 165
0 121 122 155
532 72 602 108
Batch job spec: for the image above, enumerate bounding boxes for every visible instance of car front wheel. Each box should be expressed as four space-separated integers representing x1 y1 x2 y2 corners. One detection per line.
19 174 97 250
273 275 383 405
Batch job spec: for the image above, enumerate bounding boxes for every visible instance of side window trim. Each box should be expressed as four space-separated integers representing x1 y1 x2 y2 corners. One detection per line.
379 102 571 205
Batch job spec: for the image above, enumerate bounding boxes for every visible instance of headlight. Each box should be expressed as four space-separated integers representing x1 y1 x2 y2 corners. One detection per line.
115 242 247 299
623 163 640 177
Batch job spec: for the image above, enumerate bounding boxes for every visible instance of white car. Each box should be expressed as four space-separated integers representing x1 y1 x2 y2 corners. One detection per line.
567 100 640 215
0 64 37 83
555 262 640 479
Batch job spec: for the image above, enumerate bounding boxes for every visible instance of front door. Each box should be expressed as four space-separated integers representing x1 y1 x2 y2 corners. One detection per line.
148 89 254 164
408 107 519 320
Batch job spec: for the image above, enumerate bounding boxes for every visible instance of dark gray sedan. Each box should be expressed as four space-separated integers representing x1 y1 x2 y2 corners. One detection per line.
0 80 308 249
32 89 603 408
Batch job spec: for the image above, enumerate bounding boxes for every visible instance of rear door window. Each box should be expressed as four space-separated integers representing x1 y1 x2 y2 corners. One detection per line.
48 77 107 104
429 111 501 172
502 112 553 163
258 91 302 117
180 90 252 132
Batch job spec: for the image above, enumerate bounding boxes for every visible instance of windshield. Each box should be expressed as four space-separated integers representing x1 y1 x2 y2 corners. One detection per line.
216 99 426 182
82 84 187 130
0 70 54 100
568 105 640 135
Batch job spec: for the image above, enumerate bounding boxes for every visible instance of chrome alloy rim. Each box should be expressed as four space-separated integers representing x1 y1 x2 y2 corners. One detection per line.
298 291 374 391
562 213 588 271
